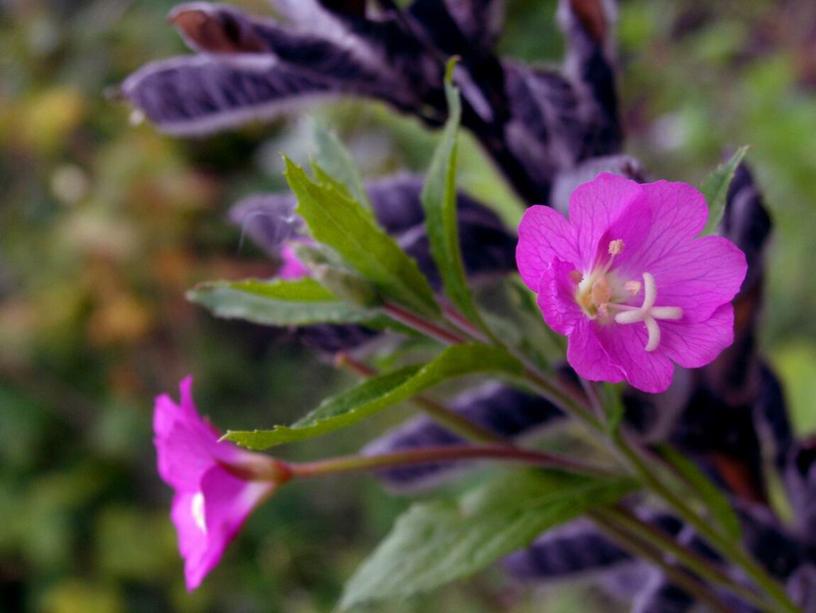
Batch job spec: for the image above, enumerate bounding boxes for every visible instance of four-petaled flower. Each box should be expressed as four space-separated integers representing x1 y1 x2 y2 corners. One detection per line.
154 377 290 590
516 173 748 393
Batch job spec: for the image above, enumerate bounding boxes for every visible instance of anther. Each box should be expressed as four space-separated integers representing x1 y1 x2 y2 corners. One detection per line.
608 239 625 255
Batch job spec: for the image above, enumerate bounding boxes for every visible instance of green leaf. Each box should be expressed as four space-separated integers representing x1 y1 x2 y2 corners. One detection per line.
224 343 522 450
701 146 749 234
187 278 378 326
659 445 742 543
421 59 484 327
284 158 439 318
313 125 372 211
340 471 637 609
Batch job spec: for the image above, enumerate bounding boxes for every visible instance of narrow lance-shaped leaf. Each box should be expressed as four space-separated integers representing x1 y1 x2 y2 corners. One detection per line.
340 470 638 609
187 278 378 326
284 158 440 318
659 444 743 544
313 124 373 211
421 60 485 327
224 343 523 450
702 146 749 235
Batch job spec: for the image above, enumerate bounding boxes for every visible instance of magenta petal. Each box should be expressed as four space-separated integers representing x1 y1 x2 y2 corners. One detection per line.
566 319 624 384
536 258 582 335
154 377 244 490
516 205 579 289
660 304 735 369
594 324 675 393
647 236 747 322
278 240 311 280
620 181 708 274
182 466 274 591
171 491 209 589
567 173 642 267
595 196 653 272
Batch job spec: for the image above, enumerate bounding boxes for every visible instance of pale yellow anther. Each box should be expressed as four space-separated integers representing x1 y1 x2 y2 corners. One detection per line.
624 280 642 296
608 239 625 256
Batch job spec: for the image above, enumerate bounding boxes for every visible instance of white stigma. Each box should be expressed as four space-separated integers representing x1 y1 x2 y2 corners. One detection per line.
191 491 207 533
613 272 683 352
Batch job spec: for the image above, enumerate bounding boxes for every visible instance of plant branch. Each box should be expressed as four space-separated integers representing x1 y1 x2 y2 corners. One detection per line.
601 506 768 611
590 510 733 613
290 444 615 479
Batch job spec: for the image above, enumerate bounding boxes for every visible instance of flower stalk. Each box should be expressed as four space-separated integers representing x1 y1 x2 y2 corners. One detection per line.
380 298 800 612
289 444 614 480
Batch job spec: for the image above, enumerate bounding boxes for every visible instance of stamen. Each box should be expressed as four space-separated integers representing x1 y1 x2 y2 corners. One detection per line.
613 272 683 352
608 239 625 255
191 491 207 533
624 280 641 296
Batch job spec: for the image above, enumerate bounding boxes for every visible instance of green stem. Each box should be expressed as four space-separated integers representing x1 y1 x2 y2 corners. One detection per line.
383 302 466 345
613 432 799 613
591 510 732 613
379 302 799 611
602 506 768 611
290 444 614 479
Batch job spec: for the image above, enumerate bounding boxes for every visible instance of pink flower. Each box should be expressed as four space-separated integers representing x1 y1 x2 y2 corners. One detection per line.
278 238 311 280
516 173 747 393
154 377 289 590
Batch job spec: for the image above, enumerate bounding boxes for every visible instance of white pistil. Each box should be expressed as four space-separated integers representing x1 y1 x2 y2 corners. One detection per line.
613 272 683 352
191 491 207 533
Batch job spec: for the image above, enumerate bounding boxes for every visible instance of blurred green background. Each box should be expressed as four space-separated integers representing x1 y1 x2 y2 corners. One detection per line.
1 1 815 611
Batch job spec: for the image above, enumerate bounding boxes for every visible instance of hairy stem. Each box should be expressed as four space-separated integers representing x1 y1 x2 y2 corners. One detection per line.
290 444 614 479
381 303 799 611
383 302 466 345
613 432 798 612
602 506 768 610
591 510 733 613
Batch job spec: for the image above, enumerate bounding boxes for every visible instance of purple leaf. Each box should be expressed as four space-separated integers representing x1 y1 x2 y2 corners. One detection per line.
122 56 337 136
503 520 631 581
632 572 695 613
442 0 505 50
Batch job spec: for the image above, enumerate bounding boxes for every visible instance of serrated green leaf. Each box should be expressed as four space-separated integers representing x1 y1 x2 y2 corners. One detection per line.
421 60 484 327
340 471 637 609
224 343 522 450
284 158 439 318
702 146 749 235
659 445 742 543
313 125 372 211
187 278 377 326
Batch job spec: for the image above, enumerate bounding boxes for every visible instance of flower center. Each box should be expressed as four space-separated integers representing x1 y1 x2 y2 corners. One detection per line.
574 241 683 352
191 491 207 533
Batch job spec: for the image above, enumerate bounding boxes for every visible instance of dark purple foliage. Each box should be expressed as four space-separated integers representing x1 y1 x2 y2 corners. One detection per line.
122 0 621 203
